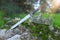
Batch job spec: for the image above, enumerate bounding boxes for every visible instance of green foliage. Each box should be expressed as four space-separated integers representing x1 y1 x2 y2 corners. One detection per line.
22 19 58 40
21 12 60 40
42 13 49 18
34 12 60 28
42 13 60 29
0 10 59 40
0 10 5 28
53 14 60 29
10 12 27 19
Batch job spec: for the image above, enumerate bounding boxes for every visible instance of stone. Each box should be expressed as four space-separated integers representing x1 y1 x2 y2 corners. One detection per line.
7 34 21 40
55 30 60 35
12 17 20 23
48 35 53 40
0 29 7 36
15 17 20 21
20 32 29 40
49 25 54 31
4 17 10 21
0 37 6 40
5 30 16 39
0 29 7 40
13 28 22 34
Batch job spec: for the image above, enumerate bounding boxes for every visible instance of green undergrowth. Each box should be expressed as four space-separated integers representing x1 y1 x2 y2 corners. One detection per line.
53 14 60 28
0 10 27 29
0 10 60 40
22 19 58 40
33 11 60 28
0 10 5 28
0 10 60 29
10 12 27 19
43 13 60 29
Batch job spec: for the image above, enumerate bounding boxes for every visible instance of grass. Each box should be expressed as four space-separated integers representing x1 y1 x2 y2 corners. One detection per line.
53 14 60 28
33 11 60 28
42 13 60 28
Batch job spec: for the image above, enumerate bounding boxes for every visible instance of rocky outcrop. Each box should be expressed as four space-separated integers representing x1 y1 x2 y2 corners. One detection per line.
0 25 31 40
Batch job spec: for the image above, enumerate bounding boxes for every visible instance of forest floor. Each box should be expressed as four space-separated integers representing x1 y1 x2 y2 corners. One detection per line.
0 10 60 40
